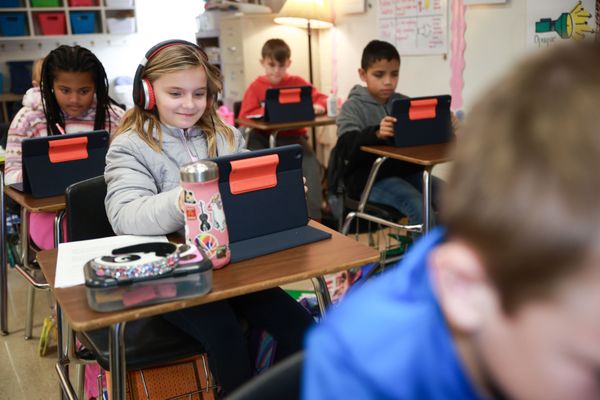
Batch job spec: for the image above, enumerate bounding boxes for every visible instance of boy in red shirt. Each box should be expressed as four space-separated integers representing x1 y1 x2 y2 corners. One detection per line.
239 38 327 220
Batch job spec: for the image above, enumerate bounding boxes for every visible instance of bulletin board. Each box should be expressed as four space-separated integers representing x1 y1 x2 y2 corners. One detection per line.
377 0 449 56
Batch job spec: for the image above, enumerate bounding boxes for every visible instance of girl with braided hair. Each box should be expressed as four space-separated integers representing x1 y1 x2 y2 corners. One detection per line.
5 45 123 249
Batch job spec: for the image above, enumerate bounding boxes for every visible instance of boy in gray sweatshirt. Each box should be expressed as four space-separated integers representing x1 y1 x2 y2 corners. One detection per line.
330 40 443 226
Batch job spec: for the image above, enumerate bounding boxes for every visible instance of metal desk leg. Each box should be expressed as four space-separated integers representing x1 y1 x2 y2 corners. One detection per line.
268 131 279 148
54 210 65 248
109 322 127 400
357 156 388 213
422 167 432 234
54 210 74 400
311 276 332 317
21 206 35 340
55 303 74 400
1 171 8 335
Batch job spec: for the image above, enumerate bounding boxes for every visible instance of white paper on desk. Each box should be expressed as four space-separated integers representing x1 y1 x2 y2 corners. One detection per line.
55 235 168 288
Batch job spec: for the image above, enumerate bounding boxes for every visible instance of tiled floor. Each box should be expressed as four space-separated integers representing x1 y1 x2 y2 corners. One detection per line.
0 267 62 400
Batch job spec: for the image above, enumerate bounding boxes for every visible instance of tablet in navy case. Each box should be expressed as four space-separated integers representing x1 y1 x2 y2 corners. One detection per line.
212 144 331 263
264 85 315 123
16 130 109 198
391 95 453 147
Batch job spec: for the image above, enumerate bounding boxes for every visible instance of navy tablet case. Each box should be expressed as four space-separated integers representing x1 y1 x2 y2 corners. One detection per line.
263 86 315 123
212 145 331 263
13 130 109 198
391 95 453 147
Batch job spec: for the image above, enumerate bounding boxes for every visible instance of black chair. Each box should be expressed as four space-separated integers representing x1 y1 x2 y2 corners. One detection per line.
233 100 242 128
327 135 419 266
227 352 303 400
63 175 212 397
0 122 9 149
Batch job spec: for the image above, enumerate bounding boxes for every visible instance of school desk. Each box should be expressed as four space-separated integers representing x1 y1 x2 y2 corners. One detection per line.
36 220 378 400
236 115 336 150
0 175 65 336
352 144 452 235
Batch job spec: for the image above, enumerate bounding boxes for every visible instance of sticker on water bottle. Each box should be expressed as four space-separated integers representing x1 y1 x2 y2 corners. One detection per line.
194 233 220 258
208 193 227 232
198 202 211 232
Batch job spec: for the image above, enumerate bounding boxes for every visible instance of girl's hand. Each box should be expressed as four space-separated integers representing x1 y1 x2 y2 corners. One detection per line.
376 116 397 140
314 104 326 116
303 176 308 194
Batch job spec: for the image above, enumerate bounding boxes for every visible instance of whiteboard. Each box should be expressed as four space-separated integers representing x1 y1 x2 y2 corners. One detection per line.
377 0 448 55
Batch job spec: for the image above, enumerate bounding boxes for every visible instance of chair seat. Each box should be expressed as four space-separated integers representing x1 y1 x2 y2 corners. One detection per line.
77 316 204 371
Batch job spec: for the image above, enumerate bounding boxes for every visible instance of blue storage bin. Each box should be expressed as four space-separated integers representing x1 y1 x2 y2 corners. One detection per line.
0 12 26 36
0 0 20 7
8 60 33 94
70 11 95 34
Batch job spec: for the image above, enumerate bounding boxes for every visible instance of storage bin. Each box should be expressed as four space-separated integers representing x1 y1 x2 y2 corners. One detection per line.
36 12 65 35
0 0 20 7
105 0 133 7
0 12 26 36
69 11 95 34
68 0 96 6
106 16 134 33
30 0 61 7
7 60 33 94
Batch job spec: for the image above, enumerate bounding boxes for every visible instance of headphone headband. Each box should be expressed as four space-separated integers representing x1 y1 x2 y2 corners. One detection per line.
132 39 211 110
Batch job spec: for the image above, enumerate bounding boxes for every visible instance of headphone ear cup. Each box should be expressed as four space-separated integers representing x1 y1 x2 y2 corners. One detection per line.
141 79 156 110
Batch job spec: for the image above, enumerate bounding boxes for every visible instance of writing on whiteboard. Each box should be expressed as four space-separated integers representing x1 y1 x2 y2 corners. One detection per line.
377 0 448 55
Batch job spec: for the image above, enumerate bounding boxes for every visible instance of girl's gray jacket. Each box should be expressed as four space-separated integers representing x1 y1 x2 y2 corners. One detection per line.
104 123 246 235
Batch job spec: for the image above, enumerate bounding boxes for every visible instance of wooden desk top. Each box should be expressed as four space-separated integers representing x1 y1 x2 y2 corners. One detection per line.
37 221 379 332
0 93 24 102
235 115 336 131
4 185 66 212
360 143 452 167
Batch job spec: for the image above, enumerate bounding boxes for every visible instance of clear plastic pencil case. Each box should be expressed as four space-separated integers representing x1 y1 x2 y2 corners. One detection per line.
84 242 212 312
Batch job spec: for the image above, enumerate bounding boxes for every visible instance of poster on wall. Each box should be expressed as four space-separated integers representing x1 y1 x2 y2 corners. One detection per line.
527 0 597 48
377 0 448 55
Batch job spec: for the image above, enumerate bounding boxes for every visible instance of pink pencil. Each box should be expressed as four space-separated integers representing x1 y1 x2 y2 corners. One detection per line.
55 123 65 134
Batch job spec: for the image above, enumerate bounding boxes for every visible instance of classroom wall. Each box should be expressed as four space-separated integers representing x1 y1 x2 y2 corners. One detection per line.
1 1 530 115
318 0 528 113
0 1 202 101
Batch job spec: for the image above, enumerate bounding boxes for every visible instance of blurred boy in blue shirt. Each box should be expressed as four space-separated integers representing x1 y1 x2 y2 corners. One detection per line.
304 41 600 400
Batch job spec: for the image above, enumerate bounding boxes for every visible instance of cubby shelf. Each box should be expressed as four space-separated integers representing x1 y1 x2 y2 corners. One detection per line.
0 0 136 39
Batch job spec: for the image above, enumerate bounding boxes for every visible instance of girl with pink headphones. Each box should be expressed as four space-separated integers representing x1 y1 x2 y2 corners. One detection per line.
104 40 313 396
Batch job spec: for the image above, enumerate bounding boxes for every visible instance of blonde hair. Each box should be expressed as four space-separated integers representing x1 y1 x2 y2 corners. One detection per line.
114 43 234 156
442 40 600 312
32 57 44 87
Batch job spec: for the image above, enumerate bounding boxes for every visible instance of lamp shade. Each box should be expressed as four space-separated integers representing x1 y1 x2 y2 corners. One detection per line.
274 0 333 29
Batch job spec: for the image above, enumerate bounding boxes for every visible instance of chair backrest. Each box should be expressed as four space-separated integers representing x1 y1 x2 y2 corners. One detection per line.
233 101 242 128
227 352 303 400
0 122 9 149
65 175 115 242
